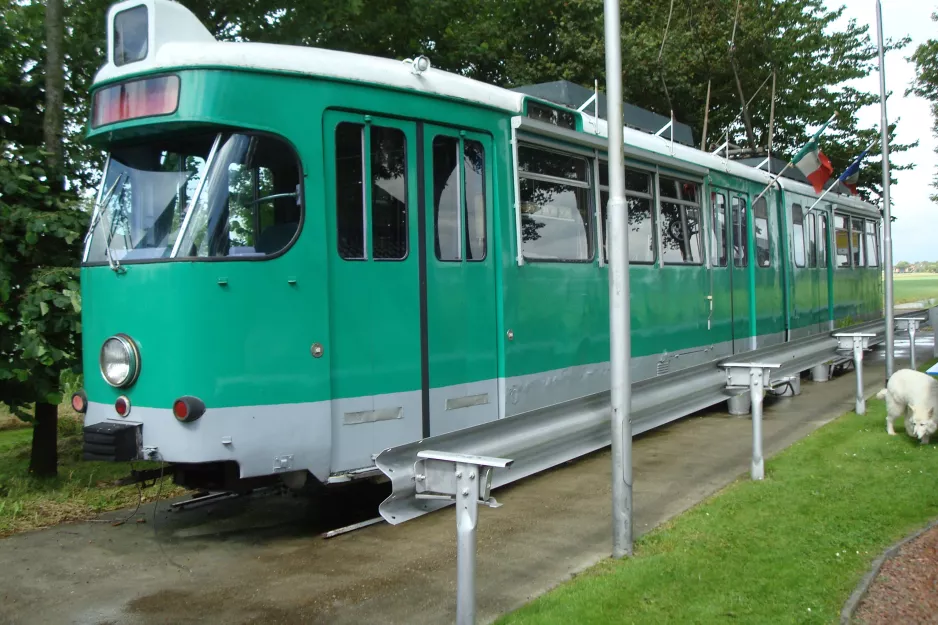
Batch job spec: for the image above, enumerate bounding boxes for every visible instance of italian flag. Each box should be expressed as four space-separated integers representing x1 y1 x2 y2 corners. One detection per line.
792 121 834 193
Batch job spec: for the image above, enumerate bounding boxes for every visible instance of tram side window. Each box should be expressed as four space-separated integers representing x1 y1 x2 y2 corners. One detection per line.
518 145 592 261
818 214 828 268
834 214 851 267
865 220 879 267
175 133 302 258
659 177 702 264
335 123 408 260
731 196 747 267
711 191 728 267
792 204 806 268
805 212 817 267
850 217 865 267
753 197 770 267
598 162 655 263
432 136 486 261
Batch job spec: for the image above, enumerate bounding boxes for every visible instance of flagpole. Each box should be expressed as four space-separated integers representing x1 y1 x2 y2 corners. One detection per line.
603 0 634 559
876 0 895 380
804 183 837 214
752 112 838 204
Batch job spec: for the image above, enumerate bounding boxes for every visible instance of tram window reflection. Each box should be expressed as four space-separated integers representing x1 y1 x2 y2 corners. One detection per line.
753 197 770 267
834 213 851 268
659 176 702 265
850 217 865 267
597 162 655 264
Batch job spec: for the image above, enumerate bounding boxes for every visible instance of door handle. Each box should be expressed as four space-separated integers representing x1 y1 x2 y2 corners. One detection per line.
707 295 713 330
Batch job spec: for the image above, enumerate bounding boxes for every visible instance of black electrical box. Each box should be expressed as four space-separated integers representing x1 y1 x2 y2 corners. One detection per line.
83 421 141 462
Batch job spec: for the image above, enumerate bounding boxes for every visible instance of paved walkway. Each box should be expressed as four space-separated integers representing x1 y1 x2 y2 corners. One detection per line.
0 340 931 625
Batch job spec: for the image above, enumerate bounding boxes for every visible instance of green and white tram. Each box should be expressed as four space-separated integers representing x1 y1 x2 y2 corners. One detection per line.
76 0 883 494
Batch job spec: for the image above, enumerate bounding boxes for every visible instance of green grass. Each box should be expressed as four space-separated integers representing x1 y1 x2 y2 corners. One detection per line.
498 361 938 625
0 408 184 536
893 273 938 305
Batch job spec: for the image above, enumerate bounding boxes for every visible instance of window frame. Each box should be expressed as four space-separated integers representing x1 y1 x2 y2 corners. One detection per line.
753 196 771 268
865 219 880 268
333 120 410 262
731 194 748 268
818 212 828 269
430 132 488 263
792 203 806 268
658 175 704 266
597 160 657 265
710 190 728 268
516 142 595 263
834 212 852 268
850 216 866 268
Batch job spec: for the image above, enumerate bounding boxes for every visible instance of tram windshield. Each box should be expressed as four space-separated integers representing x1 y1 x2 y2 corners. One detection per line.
173 133 301 258
85 131 302 264
84 134 214 263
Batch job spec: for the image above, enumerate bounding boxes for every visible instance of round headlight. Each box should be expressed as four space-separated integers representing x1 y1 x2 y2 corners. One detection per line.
99 334 140 388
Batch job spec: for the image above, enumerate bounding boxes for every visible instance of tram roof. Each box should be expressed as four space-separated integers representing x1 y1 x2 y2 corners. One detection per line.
96 0 878 218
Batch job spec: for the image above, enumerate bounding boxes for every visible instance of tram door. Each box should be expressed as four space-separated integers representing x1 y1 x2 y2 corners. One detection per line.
324 112 424 469
729 192 753 352
422 124 498 436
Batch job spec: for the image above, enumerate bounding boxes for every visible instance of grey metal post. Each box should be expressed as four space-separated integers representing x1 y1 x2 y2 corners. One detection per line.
876 0 895 380
835 333 874 415
853 337 866 415
455 461 477 625
750 369 765 481
909 322 918 371
411 450 513 625
603 0 634 559
930 307 938 358
723 363 779 482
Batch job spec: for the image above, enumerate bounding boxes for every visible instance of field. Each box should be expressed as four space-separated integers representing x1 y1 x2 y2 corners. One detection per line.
498 362 938 625
893 273 938 306
0 404 184 536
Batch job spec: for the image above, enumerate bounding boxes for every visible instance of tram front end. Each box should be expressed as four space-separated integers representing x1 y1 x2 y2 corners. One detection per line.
75 0 331 491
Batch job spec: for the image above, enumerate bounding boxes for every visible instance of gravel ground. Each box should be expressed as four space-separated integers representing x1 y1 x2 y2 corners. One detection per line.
856 525 938 624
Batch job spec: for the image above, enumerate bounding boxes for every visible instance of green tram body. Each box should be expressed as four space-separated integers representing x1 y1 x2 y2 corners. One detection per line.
79 1 882 490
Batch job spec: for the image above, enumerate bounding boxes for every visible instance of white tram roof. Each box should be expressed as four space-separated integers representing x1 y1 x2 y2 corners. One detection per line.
97 0 877 217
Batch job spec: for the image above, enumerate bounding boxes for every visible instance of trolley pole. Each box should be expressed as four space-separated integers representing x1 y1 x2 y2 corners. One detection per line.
603 0 634 558
876 0 895 380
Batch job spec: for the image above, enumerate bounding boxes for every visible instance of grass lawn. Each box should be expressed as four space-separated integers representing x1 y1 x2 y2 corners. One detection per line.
498 360 938 625
893 273 938 305
0 404 184 537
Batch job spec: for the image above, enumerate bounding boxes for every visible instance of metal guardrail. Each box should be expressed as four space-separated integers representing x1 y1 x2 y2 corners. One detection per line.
375 309 931 525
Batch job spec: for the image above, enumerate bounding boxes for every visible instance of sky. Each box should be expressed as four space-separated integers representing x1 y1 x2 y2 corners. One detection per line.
826 0 938 262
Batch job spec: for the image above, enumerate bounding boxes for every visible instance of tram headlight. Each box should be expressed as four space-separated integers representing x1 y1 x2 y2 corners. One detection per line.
99 334 141 388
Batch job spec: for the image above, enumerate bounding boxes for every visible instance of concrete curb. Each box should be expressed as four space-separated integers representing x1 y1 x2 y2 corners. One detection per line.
840 518 938 624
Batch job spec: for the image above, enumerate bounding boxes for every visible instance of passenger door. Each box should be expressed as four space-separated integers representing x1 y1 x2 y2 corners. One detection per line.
324 111 423 471
422 125 498 436
729 192 752 352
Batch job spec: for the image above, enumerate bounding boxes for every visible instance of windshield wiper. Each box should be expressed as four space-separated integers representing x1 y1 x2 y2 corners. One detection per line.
85 171 126 272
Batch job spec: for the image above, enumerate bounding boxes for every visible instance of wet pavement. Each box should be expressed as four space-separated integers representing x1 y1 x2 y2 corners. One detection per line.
0 337 933 625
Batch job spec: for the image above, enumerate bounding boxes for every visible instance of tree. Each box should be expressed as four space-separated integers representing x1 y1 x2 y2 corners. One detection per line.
0 0 84 477
909 11 938 203
896 260 911 271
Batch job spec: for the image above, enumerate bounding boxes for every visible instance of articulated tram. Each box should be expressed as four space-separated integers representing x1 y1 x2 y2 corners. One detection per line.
77 0 883 493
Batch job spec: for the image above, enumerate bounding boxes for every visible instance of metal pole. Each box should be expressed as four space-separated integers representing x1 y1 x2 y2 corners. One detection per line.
909 322 918 370
455 461 478 625
750 369 765 481
603 0 633 559
876 0 895 380
853 336 866 415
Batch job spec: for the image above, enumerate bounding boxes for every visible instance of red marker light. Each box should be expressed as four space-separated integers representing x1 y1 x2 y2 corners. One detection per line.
114 396 131 417
172 396 206 423
71 391 88 414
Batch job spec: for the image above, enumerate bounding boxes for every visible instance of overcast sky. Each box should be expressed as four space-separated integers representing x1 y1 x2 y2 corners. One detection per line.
826 0 937 262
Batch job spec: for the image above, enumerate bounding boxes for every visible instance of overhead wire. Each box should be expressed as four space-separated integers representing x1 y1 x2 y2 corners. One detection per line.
656 0 676 114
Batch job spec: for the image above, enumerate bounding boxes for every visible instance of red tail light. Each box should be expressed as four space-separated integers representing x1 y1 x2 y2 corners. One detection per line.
173 396 205 423
114 396 131 417
71 391 88 414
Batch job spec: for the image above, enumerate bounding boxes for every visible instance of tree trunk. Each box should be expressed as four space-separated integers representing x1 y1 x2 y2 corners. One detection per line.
43 0 65 180
30 402 58 477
